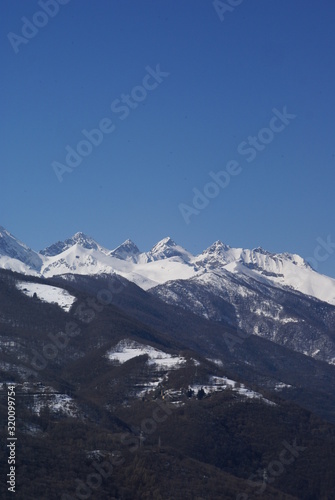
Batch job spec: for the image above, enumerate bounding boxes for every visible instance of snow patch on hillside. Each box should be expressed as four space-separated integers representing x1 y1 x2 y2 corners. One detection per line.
189 376 275 405
0 255 39 276
32 393 79 417
274 382 292 391
107 339 186 369
16 281 76 311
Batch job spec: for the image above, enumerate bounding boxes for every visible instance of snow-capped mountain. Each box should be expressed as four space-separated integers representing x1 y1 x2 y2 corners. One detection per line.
2 225 335 364
1 225 335 303
39 240 196 290
149 241 335 364
0 225 42 273
40 231 109 256
109 239 140 262
109 236 193 265
1 226 335 302
2 254 335 500
194 241 335 305
140 236 194 263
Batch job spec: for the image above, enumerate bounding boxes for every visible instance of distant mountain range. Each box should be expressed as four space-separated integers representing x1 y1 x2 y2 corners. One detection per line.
1 225 335 498
1 225 335 364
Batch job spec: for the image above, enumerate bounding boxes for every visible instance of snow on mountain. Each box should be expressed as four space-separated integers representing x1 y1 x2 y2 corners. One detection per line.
109 239 140 262
132 257 196 290
37 233 196 289
194 241 242 268
17 382 80 418
1 224 335 307
40 232 109 256
106 339 187 397
41 243 131 277
151 266 335 364
16 281 76 311
40 240 196 290
0 226 42 272
223 248 335 305
194 242 335 306
32 390 79 418
195 241 312 275
139 237 194 264
107 339 186 369
189 375 275 405
0 255 39 276
2 225 335 365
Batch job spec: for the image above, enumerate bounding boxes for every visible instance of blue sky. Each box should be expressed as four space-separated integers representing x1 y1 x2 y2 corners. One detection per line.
1 0 335 277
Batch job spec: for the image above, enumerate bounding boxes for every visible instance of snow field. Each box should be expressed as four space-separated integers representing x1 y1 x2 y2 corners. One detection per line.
107 339 186 369
16 281 76 311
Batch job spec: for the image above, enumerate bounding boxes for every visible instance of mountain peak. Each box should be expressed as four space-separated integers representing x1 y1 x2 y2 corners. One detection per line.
161 236 175 245
41 232 106 256
109 239 140 263
144 237 192 263
279 252 312 269
72 231 90 240
150 237 176 253
253 247 271 256
0 226 42 271
195 240 234 267
71 232 98 247
211 240 230 251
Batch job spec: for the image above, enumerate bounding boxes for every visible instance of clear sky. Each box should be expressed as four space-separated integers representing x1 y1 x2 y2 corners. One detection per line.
1 0 335 277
